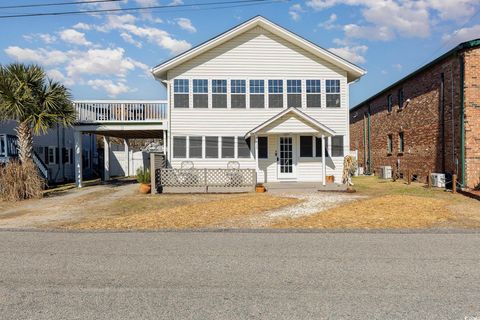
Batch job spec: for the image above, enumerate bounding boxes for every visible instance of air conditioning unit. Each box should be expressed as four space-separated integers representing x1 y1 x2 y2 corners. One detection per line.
430 173 446 188
358 166 364 175
379 166 392 179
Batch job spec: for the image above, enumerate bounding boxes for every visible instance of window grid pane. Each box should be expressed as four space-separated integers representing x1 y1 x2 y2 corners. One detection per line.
231 80 246 94
326 79 340 93
287 80 301 93
249 80 264 93
306 80 321 93
174 79 189 93
268 80 283 93
212 80 227 93
193 79 208 93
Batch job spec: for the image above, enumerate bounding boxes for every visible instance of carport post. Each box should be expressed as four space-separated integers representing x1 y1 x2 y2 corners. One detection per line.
74 130 83 188
124 139 130 177
322 134 326 186
103 136 110 181
254 134 259 184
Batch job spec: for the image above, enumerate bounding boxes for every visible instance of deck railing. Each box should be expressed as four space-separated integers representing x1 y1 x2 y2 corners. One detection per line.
73 100 168 123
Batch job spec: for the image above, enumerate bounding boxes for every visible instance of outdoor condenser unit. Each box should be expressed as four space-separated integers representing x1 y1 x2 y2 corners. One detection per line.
379 166 392 179
430 173 446 188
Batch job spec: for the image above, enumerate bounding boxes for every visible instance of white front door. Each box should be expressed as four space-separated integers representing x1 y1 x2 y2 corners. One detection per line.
277 136 296 179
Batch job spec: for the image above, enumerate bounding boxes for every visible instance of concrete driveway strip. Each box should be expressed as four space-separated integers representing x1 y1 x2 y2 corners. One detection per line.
0 231 479 320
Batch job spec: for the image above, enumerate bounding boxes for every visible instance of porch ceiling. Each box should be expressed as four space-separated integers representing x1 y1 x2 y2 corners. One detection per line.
82 130 164 139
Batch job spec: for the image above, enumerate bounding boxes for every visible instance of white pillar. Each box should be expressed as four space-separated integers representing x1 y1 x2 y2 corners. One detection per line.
162 130 167 158
124 139 130 177
103 136 110 181
254 134 259 183
74 130 83 188
322 134 326 186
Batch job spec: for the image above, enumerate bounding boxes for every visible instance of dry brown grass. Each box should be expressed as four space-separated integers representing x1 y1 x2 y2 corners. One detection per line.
61 193 299 230
271 195 453 229
0 160 44 201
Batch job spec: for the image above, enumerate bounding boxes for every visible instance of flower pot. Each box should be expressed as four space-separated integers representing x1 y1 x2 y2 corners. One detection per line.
326 175 335 184
139 183 151 194
255 185 266 193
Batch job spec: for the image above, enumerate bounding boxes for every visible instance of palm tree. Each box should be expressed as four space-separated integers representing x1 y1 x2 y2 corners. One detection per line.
0 63 76 163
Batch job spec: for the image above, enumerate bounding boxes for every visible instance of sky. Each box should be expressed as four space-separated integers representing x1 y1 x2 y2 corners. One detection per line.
0 0 479 107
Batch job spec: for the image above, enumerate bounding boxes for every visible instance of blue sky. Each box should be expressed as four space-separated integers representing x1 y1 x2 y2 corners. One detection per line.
1 0 479 107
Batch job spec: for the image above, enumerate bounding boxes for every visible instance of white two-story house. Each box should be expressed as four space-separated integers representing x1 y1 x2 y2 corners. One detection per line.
151 16 365 184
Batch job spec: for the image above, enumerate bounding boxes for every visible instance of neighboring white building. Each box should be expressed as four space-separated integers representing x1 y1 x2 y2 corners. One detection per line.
151 16 366 184
0 120 96 184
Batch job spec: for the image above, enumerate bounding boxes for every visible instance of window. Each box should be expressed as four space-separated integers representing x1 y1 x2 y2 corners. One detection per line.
221 136 235 158
231 80 246 108
331 136 344 157
83 150 90 168
193 79 208 108
237 137 251 158
249 80 265 108
258 136 268 159
173 136 187 158
287 80 302 108
189 136 203 158
268 80 283 108
300 136 313 157
306 80 321 108
315 137 326 157
326 80 341 108
0 136 5 156
387 94 393 113
205 136 218 158
399 132 404 153
387 134 393 154
174 79 189 108
398 88 404 110
48 146 56 164
212 80 227 108
63 148 71 164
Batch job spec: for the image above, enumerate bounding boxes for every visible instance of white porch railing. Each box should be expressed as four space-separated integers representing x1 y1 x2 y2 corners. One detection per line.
73 100 168 123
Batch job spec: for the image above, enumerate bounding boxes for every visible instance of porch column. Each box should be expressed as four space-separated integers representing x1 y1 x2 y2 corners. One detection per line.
162 130 167 159
322 134 326 186
74 130 83 188
103 136 110 181
254 134 259 183
124 139 130 177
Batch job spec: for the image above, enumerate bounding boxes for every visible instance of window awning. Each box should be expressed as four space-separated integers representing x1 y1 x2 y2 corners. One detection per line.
245 107 335 138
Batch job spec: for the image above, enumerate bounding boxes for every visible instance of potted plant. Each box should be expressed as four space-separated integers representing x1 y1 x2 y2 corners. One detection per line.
136 168 151 194
255 183 266 193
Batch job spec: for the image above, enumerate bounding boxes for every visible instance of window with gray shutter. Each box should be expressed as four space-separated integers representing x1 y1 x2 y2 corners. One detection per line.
193 79 208 108
205 136 218 158
268 80 283 108
173 136 186 158
326 80 340 108
189 136 202 158
249 80 265 108
212 80 227 108
287 80 302 108
174 79 189 108
221 136 235 158
331 135 344 157
306 80 321 108
231 80 246 108
237 137 251 158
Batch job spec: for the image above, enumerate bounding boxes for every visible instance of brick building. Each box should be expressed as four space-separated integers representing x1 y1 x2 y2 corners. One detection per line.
350 39 480 189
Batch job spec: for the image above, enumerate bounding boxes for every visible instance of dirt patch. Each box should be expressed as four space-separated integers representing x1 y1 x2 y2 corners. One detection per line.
59 194 299 230
271 195 453 229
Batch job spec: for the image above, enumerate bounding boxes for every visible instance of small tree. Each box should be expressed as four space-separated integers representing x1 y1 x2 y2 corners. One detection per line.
0 63 75 163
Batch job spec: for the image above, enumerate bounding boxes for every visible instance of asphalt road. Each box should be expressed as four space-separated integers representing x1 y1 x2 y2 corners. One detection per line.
0 230 479 320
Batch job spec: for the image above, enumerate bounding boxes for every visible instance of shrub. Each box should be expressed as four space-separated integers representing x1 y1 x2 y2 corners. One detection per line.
136 168 151 184
0 160 44 201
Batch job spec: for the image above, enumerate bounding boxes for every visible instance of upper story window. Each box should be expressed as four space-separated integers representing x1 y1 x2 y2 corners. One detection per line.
387 134 393 154
212 79 227 108
173 79 189 108
398 132 404 153
306 80 321 108
387 94 393 113
231 80 246 108
249 80 265 109
326 79 341 108
192 79 208 108
268 80 283 108
287 80 302 108
398 88 404 110
0 136 5 156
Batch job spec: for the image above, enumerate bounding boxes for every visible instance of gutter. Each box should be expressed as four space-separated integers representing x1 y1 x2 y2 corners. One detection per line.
459 54 466 188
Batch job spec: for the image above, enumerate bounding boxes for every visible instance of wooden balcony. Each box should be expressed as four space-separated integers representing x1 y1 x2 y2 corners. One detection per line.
73 100 168 124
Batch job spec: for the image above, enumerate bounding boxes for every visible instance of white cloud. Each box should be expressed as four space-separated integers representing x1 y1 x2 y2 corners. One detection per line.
47 69 75 86
169 0 183 5
289 4 304 21
344 24 394 41
5 46 69 65
176 18 196 33
393 63 402 71
134 0 158 6
23 33 57 44
87 79 131 97
442 24 480 44
329 45 368 64
73 22 92 30
59 29 92 46
319 13 337 30
120 32 143 48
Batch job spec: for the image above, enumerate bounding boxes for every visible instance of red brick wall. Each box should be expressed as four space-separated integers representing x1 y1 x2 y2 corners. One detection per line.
350 53 467 185
464 47 480 188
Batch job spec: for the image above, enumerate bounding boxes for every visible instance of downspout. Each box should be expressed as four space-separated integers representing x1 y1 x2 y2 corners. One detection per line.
367 106 371 175
459 53 466 188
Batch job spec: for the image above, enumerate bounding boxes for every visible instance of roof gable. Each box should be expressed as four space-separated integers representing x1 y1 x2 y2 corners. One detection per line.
152 16 366 82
